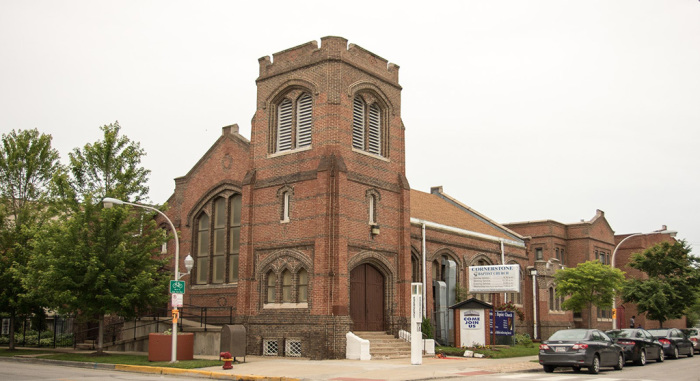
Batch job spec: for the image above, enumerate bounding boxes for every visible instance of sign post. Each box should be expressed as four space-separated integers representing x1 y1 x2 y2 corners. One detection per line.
411 283 423 365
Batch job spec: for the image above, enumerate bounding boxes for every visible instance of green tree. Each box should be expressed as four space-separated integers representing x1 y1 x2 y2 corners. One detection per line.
27 122 169 353
0 129 61 350
554 260 626 328
622 240 700 328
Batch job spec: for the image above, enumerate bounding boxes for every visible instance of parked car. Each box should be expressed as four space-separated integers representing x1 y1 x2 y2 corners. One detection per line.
681 328 700 354
606 328 664 365
539 329 625 374
647 328 694 359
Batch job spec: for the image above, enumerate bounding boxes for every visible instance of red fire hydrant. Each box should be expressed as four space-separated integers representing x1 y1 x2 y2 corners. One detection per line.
220 351 233 370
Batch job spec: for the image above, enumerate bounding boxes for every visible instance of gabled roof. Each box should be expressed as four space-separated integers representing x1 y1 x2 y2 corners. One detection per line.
449 297 493 310
410 187 524 245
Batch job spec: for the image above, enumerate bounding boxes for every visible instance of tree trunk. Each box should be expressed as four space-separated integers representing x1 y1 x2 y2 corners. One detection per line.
96 317 104 353
8 311 15 351
588 303 593 328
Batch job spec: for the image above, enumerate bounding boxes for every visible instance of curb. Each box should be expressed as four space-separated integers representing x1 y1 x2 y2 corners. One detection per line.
0 356 301 381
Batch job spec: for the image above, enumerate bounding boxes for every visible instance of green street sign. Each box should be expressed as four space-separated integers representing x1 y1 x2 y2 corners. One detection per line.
170 280 185 294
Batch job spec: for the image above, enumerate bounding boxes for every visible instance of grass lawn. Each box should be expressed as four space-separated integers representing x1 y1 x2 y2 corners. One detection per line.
437 345 539 359
0 349 53 357
0 349 222 369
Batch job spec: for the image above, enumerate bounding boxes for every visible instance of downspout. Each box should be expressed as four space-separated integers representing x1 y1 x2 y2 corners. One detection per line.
531 271 538 340
422 223 427 318
500 239 506 303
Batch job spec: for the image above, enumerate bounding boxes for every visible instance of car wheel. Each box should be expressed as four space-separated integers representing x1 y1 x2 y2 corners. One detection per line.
657 349 665 362
543 365 555 373
588 355 600 374
614 353 624 370
572 366 582 373
673 346 679 359
635 349 646 366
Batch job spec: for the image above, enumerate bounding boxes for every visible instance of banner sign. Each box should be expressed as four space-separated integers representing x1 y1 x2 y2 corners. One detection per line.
468 264 521 293
489 310 515 336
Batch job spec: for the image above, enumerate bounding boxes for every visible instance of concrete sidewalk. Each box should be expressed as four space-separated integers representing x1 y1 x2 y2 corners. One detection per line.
1 347 542 381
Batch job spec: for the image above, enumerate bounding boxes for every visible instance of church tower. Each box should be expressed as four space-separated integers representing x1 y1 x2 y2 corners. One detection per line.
237 36 412 358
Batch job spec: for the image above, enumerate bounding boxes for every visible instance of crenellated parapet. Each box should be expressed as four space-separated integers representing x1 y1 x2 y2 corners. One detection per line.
257 36 400 85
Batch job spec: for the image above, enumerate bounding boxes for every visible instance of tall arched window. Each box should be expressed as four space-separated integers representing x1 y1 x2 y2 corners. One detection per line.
229 194 241 283
352 95 385 157
274 92 313 153
195 213 210 284
193 192 242 285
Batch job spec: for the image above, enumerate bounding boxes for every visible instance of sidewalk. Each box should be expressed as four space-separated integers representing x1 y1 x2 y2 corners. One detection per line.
1 347 542 381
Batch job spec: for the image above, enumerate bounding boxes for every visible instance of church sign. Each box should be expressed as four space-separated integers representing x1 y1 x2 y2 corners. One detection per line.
468 264 521 293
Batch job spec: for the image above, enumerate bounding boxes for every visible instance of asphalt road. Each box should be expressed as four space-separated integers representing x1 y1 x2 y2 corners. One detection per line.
0 361 188 381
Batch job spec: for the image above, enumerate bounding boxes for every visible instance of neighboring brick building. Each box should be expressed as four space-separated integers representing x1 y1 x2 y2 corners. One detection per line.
504 212 681 340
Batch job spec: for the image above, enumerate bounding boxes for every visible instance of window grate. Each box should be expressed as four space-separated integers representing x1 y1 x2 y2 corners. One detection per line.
368 103 381 155
286 339 302 357
263 339 278 356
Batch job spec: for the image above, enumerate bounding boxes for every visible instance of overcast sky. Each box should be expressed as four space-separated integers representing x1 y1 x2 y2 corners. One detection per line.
2 0 699 250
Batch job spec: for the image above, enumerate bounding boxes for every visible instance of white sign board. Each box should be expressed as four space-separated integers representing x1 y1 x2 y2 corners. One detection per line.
171 293 183 308
459 309 485 347
468 264 521 293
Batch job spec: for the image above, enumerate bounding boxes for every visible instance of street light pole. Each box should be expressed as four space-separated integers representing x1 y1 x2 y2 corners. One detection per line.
610 228 676 330
102 197 191 363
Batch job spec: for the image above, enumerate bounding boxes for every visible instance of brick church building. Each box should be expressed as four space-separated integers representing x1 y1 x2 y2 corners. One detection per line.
157 36 684 359
159 37 532 359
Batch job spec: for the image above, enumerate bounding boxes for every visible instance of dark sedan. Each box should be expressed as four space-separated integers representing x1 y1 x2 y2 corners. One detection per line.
647 328 694 359
606 328 664 365
539 329 624 374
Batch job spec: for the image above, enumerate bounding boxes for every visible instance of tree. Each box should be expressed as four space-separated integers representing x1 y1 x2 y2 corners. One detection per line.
27 122 170 353
0 129 61 350
554 260 626 328
622 240 700 328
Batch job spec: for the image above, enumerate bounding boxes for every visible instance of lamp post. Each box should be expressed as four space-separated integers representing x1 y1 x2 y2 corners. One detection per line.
610 228 676 330
102 197 193 363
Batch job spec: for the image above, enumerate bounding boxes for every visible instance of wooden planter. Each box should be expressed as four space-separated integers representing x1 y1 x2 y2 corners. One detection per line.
148 333 194 361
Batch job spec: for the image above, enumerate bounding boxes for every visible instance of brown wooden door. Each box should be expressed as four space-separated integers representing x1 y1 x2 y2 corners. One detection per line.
350 264 385 331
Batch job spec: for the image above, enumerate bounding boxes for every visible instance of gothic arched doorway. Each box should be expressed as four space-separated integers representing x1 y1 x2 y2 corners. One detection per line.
350 263 385 331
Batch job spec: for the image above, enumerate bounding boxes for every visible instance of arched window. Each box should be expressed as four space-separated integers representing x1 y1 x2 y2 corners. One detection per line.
195 213 210 284
274 92 313 153
298 269 308 303
281 191 290 222
352 95 385 157
282 269 293 303
192 192 242 285
267 271 277 304
368 194 376 225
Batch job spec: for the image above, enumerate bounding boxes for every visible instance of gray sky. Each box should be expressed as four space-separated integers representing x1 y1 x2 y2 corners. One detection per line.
1 0 699 250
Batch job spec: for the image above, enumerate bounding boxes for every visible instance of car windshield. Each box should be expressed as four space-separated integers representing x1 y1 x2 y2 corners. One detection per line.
648 329 670 337
686 329 698 336
614 329 634 338
548 330 588 341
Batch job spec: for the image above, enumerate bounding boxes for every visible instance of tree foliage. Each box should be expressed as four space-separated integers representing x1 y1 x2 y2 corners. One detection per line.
554 260 626 328
26 122 169 352
622 240 700 327
0 128 61 350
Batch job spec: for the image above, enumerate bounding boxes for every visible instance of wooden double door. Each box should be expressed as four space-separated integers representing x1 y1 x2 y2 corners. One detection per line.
350 264 385 331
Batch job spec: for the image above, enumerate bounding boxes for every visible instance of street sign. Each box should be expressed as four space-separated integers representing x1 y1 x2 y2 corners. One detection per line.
171 293 183 308
170 280 185 294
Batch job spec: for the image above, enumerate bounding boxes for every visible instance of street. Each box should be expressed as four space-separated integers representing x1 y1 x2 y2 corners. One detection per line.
2 355 700 381
475 355 700 381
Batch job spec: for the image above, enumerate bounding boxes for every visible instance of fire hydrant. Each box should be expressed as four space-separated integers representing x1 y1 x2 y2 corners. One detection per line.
220 351 233 370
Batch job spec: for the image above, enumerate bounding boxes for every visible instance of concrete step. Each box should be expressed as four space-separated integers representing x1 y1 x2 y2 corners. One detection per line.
354 331 412 360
